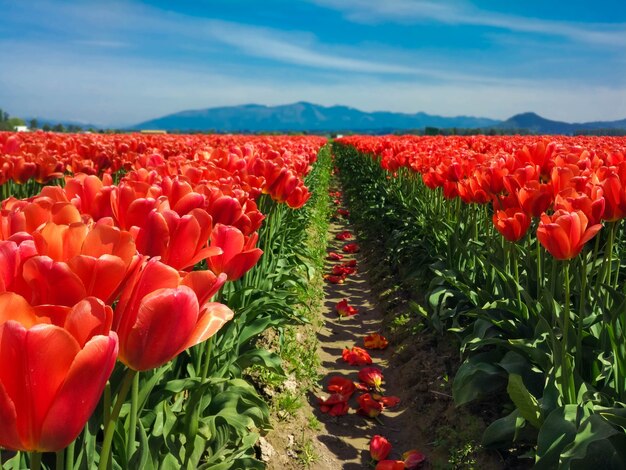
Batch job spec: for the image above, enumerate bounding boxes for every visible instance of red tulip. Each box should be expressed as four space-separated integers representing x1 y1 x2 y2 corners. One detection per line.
206 224 263 280
318 397 350 416
357 393 383 418
359 367 384 391
375 461 405 470
332 264 357 276
537 210 602 260
403 449 427 468
364 333 389 350
336 230 353 241
0 293 118 452
336 299 359 317
326 375 356 398
324 274 345 284
327 252 344 261
342 243 360 253
516 181 553 217
492 207 531 242
114 258 232 371
370 435 392 461
342 346 372 366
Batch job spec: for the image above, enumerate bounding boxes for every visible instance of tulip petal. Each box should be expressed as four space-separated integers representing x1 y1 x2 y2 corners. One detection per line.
181 271 226 306
0 380 21 451
68 255 127 304
184 302 234 350
22 257 87 306
0 322 79 451
39 333 118 452
0 292 39 327
63 297 113 348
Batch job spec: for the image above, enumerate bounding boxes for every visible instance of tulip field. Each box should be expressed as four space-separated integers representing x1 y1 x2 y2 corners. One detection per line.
0 131 329 469
334 135 626 468
3 130 626 469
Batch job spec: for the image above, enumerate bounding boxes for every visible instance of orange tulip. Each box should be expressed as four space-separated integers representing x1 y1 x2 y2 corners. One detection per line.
342 346 372 366
0 293 118 452
537 210 602 260
114 258 232 371
363 333 389 350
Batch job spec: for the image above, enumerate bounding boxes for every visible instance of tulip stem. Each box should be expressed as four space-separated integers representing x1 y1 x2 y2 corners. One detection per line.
30 452 42 470
201 338 213 381
56 448 65 469
98 369 137 470
562 261 573 404
126 372 140 461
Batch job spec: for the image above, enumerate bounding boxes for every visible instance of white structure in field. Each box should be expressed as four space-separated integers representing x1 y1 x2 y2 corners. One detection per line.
14 125 29 132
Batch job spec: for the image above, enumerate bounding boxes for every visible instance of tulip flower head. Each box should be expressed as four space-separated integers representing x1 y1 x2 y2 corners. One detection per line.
359 367 384 391
327 251 344 261
342 346 373 366
336 298 359 317
370 435 392 461
342 243 360 253
357 393 383 418
114 258 233 371
324 274 346 284
0 293 118 452
403 449 427 469
364 333 389 350
537 209 602 260
492 208 531 242
336 230 353 241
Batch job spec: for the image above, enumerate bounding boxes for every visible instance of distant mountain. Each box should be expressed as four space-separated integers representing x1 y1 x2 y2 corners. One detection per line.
131 102 500 132
497 112 626 134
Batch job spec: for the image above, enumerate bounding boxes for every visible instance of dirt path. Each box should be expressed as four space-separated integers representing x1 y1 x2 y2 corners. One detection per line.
304 197 431 468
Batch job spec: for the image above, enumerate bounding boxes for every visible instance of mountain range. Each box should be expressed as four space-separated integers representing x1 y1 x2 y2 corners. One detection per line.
131 102 626 134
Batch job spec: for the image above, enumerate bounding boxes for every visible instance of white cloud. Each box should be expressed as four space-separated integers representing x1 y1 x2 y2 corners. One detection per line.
311 0 626 47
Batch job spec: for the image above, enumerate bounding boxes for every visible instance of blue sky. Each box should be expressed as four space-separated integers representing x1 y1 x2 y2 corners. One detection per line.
0 0 625 126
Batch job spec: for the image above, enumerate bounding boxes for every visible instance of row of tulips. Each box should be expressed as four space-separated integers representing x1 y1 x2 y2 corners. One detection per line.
334 136 626 468
0 132 324 204
0 132 328 469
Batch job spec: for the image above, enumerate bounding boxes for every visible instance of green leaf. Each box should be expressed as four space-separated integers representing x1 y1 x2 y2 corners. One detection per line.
158 453 180 470
560 414 620 466
507 374 542 429
452 351 507 405
535 404 583 469
482 409 520 448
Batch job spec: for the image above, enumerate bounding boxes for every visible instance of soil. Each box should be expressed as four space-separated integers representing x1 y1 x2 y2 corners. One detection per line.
263 186 521 469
